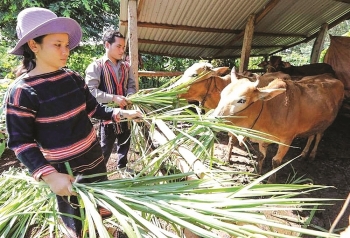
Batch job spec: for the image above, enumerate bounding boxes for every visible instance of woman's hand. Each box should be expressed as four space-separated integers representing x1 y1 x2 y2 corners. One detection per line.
41 172 77 196
121 109 144 122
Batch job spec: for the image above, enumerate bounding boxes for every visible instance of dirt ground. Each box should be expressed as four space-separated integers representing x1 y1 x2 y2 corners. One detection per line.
214 112 350 233
1 113 349 235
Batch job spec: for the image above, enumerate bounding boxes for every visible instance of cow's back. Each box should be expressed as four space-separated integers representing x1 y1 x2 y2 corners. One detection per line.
281 63 335 77
253 78 344 141
295 78 343 135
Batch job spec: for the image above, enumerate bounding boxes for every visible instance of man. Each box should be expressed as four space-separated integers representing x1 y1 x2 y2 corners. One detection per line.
85 29 137 170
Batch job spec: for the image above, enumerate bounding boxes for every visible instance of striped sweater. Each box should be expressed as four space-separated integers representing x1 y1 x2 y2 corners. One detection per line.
5 69 116 179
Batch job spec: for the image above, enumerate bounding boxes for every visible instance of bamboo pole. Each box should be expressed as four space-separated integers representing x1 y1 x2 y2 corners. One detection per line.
154 119 207 179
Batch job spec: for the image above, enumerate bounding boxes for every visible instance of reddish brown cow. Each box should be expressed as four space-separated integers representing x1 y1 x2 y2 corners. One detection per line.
171 62 230 109
174 63 303 161
211 73 344 183
174 62 294 110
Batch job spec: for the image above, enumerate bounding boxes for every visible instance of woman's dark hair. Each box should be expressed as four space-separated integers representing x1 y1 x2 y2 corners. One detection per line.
15 35 45 77
102 29 124 45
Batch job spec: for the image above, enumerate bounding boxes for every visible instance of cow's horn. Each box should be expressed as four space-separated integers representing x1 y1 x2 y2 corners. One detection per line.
254 79 260 87
231 67 238 82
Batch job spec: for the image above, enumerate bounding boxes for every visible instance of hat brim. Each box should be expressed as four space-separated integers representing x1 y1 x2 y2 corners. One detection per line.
9 17 82 55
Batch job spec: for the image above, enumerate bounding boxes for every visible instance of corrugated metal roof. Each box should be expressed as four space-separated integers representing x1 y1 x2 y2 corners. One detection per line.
119 0 350 59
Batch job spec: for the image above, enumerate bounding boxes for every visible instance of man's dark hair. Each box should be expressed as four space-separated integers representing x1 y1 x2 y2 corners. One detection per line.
102 29 124 44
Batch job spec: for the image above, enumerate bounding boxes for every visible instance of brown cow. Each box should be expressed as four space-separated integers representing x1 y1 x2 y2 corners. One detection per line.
278 63 335 77
258 56 291 72
170 62 230 109
211 73 344 183
259 55 335 77
174 62 294 110
174 63 302 161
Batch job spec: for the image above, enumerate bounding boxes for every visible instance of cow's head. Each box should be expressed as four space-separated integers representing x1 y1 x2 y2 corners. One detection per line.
282 61 291 68
265 56 283 72
258 60 269 69
173 62 230 109
171 62 228 88
212 78 286 118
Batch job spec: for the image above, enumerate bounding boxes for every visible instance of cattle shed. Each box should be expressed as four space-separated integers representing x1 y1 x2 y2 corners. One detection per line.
119 0 350 89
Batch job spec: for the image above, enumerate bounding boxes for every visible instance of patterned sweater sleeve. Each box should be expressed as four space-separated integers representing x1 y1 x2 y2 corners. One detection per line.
5 81 56 179
71 71 119 121
85 61 115 103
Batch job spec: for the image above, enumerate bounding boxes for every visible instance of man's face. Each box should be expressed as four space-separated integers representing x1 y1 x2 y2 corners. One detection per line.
106 37 125 61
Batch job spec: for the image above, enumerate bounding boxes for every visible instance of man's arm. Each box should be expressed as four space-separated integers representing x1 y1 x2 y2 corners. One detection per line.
85 62 114 104
126 65 137 96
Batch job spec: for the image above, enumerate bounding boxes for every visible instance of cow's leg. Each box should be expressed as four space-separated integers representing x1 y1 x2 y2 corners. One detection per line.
308 133 323 160
227 134 236 162
227 134 245 162
268 143 292 183
257 142 269 174
300 135 315 158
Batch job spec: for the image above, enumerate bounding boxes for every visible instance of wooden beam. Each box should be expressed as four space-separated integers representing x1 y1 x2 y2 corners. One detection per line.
239 14 255 73
120 21 305 38
328 11 350 28
255 0 281 24
332 0 350 3
136 0 145 17
138 71 183 77
271 11 350 56
310 23 328 63
120 21 241 34
138 50 213 60
138 49 284 59
213 0 281 58
128 0 139 91
255 32 305 37
139 39 286 49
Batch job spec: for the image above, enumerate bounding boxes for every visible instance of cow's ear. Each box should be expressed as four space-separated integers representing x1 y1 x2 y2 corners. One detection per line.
204 64 214 71
213 67 230 76
221 74 231 81
257 78 286 100
257 88 286 101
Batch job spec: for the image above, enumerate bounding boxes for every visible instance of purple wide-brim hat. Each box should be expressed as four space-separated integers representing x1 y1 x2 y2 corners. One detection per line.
9 7 82 56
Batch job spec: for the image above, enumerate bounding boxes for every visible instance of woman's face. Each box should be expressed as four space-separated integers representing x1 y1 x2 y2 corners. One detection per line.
30 33 70 71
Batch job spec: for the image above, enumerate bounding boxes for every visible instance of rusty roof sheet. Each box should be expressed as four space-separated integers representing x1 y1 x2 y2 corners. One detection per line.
119 0 350 59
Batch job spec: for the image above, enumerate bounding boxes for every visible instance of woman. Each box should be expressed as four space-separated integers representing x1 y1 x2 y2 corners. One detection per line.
5 7 142 237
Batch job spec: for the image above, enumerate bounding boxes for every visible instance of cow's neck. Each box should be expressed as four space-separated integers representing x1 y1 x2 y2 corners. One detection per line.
250 101 264 129
200 77 214 107
234 100 264 129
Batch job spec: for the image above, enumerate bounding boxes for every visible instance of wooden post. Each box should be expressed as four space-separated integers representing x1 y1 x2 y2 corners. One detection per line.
310 23 328 63
239 14 255 73
128 0 139 91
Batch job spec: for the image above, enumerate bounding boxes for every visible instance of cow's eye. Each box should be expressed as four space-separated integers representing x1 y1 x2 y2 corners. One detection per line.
237 98 246 104
191 74 198 77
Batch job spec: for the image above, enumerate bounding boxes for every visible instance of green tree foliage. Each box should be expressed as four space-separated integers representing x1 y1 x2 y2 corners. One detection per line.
0 41 18 79
275 20 350 65
0 0 120 46
67 44 104 77
138 54 197 89
0 0 119 78
210 58 238 69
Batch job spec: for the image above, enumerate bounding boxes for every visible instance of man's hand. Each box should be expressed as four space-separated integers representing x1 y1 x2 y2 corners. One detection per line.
41 172 77 196
112 95 128 107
